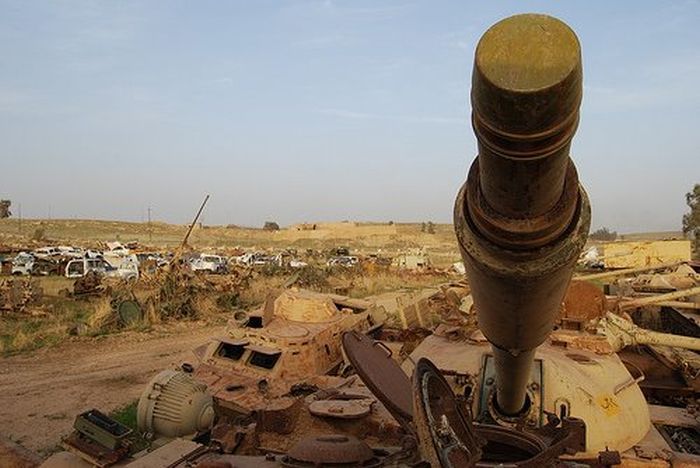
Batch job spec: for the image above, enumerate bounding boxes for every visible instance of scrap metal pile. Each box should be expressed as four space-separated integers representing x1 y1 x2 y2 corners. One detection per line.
0 277 42 314
141 262 251 320
29 12 700 468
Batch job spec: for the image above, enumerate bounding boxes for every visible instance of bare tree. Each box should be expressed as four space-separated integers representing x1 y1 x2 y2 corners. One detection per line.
590 227 617 241
0 200 11 218
683 184 700 257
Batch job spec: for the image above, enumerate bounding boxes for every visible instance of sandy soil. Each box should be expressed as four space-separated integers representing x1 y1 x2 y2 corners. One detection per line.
0 324 224 455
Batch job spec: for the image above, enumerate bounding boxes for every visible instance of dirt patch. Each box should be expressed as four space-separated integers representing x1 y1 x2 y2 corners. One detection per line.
0 323 224 456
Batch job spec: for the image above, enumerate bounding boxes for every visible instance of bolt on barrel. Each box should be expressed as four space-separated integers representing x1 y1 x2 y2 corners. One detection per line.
454 14 591 416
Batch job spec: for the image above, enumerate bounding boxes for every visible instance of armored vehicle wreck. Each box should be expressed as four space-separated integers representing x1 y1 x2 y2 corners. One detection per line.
182 288 387 418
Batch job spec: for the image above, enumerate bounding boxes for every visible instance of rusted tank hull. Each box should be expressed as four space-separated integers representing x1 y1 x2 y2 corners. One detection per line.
455 14 591 415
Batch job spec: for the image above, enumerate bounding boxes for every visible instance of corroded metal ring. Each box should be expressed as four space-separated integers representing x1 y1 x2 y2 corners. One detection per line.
472 107 580 161
465 160 581 250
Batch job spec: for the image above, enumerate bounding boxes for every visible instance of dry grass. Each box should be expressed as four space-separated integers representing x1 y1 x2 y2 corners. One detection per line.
347 272 449 297
0 267 455 355
0 296 86 355
238 275 287 308
35 277 74 297
86 297 116 331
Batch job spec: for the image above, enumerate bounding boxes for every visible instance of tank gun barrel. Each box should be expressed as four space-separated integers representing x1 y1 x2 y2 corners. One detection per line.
454 14 591 415
600 312 700 352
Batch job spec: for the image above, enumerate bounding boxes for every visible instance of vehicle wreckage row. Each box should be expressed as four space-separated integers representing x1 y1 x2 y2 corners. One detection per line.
4 242 149 279
3 244 434 282
20 12 700 467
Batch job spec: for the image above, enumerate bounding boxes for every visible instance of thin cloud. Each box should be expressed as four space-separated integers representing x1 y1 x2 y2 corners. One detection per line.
291 33 358 49
441 29 478 51
316 108 464 125
318 108 379 119
585 61 700 113
281 0 412 20
210 77 235 85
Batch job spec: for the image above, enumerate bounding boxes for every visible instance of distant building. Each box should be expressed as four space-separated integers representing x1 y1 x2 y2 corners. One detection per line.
393 248 431 270
602 240 691 268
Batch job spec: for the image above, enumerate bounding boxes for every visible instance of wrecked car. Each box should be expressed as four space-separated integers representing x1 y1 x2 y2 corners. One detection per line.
11 252 35 276
189 253 228 274
65 258 108 278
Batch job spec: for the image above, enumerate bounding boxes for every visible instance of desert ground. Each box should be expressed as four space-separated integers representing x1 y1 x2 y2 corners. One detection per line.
0 323 223 454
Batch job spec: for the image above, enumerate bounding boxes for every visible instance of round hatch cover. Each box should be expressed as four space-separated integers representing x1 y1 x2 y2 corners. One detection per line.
413 357 481 468
284 434 379 467
117 300 143 326
341 331 413 430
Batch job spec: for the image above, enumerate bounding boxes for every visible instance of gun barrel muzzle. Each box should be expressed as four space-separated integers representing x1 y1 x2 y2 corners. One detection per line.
455 14 591 415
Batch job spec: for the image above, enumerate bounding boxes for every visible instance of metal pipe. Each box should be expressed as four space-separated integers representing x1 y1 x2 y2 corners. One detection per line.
600 312 700 352
575 262 681 282
654 301 700 310
618 285 700 311
454 14 591 415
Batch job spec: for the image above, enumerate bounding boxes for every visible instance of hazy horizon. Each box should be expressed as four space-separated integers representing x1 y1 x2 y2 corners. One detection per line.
2 215 687 237
2 1 699 233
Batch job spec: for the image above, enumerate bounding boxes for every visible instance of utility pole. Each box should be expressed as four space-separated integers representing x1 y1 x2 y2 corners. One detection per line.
170 194 210 266
147 206 152 242
18 203 22 234
182 195 209 248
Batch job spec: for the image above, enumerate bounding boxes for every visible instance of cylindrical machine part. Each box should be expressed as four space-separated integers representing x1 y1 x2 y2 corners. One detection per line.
491 348 535 415
472 14 582 221
455 14 591 415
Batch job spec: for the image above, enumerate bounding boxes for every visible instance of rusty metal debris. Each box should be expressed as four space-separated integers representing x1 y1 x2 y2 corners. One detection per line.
0 277 42 313
282 435 379 467
0 434 42 468
61 410 132 467
412 358 482 467
342 331 413 430
560 280 608 328
73 270 103 296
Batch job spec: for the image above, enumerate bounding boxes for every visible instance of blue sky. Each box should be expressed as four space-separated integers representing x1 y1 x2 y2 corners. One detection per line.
2 1 699 232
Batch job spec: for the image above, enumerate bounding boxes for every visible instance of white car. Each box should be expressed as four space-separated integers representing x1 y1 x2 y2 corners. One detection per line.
289 259 308 268
56 246 84 258
326 255 359 267
105 241 130 257
84 250 104 259
105 261 139 281
33 247 60 258
65 258 108 278
12 252 35 275
190 254 228 274
236 252 276 267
